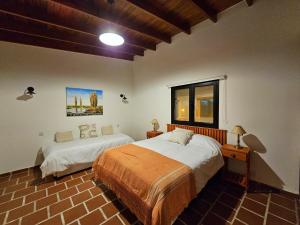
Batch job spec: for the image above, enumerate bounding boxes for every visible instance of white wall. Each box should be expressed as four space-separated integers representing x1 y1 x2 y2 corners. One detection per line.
132 0 300 194
0 0 299 194
0 43 133 174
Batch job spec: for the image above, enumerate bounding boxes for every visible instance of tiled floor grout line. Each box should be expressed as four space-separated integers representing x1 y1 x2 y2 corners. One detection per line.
235 218 247 225
269 200 297 212
268 211 297 224
99 207 108 220
221 191 242 201
244 196 267 206
190 205 204 216
3 211 8 225
2 168 299 225
240 206 264 218
3 182 97 225
101 192 110 203
117 214 127 225
263 193 270 225
60 213 65 225
217 199 240 211
46 205 50 222
272 192 298 201
7 185 105 225
48 189 113 225
210 211 233 223
229 191 246 225
177 218 188 225
197 188 224 225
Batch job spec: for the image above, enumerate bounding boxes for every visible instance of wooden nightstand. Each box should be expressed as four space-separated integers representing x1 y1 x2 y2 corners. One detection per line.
221 144 250 189
147 131 163 139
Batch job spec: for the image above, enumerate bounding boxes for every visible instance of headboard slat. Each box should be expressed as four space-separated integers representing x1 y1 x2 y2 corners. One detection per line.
167 124 227 145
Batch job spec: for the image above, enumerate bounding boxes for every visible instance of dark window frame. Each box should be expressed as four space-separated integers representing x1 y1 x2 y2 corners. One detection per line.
171 80 219 128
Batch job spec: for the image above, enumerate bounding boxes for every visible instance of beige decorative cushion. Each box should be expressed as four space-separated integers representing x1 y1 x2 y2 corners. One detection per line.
174 128 194 136
101 125 114 135
55 131 73 143
79 124 98 139
168 128 194 145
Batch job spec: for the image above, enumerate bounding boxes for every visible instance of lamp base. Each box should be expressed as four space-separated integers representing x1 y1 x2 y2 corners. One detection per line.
235 145 243 149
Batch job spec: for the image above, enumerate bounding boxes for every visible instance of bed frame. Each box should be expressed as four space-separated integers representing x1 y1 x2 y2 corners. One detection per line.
167 124 227 145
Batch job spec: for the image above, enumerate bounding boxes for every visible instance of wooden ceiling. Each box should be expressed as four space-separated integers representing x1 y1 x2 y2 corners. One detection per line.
0 0 253 61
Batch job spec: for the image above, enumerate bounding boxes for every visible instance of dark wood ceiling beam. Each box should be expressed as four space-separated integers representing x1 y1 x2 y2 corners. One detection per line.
0 29 134 61
50 0 171 43
0 1 156 50
191 0 217 23
125 0 191 34
0 11 144 56
245 0 253 6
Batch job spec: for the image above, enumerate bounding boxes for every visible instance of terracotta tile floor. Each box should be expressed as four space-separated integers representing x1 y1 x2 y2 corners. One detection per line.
0 167 299 225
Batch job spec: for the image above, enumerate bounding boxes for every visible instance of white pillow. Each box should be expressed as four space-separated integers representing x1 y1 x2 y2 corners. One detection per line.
174 127 194 136
101 125 114 135
187 134 221 150
55 131 73 143
168 128 194 145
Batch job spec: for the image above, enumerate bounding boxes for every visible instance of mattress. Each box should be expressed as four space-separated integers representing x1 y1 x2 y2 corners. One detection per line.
93 133 224 225
134 134 224 194
40 133 134 177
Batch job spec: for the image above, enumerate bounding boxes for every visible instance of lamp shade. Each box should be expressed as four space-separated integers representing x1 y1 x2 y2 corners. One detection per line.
151 119 159 131
232 125 246 135
151 119 158 125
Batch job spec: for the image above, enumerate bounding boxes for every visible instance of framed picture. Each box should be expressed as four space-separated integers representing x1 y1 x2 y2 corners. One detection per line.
66 87 103 116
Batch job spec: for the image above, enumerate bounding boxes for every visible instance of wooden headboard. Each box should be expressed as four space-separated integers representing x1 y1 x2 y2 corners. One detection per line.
167 124 227 145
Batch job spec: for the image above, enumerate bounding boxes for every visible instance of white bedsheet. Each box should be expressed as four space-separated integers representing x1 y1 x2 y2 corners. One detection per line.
134 135 224 193
40 133 134 178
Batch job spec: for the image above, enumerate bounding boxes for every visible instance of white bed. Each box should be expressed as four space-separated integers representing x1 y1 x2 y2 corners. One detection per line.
40 133 134 178
134 132 224 193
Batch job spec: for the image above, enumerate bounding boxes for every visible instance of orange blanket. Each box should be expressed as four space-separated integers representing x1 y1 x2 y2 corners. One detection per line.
93 144 196 225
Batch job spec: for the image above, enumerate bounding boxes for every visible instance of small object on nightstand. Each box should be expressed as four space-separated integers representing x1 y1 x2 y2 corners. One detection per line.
151 119 160 131
232 125 246 149
147 131 163 139
221 144 250 189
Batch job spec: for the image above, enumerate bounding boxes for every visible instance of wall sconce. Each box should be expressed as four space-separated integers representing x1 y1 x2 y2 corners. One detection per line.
25 87 36 96
17 87 36 101
120 94 128 104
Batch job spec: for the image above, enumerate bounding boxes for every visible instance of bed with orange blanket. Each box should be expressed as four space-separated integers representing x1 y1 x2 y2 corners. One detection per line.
93 124 226 225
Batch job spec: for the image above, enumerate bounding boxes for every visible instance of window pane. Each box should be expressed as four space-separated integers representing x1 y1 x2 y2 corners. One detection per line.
174 88 189 121
194 85 214 123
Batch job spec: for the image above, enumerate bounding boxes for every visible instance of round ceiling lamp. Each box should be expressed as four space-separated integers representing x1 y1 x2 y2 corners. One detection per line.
99 32 124 46
99 0 124 47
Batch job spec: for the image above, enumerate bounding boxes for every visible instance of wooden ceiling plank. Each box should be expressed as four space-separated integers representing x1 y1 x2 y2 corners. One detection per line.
0 1 156 50
0 11 144 56
191 0 217 23
245 0 253 6
125 0 191 34
50 0 171 43
0 28 134 61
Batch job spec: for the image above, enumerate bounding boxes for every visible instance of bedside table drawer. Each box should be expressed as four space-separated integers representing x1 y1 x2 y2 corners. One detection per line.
221 149 246 161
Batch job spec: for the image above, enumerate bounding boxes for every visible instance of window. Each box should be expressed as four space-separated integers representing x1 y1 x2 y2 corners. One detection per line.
171 80 219 128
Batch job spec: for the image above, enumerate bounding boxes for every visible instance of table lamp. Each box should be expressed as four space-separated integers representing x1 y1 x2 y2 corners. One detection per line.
232 125 246 149
151 119 159 132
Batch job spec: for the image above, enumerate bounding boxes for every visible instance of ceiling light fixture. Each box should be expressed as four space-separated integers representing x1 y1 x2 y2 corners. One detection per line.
99 33 124 46
99 0 124 47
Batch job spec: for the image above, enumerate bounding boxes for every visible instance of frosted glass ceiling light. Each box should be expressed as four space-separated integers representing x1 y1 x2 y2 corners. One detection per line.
99 33 124 46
